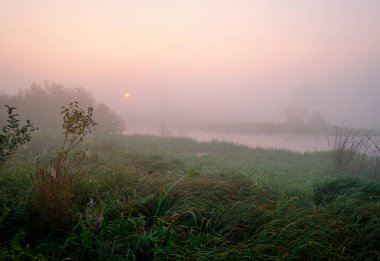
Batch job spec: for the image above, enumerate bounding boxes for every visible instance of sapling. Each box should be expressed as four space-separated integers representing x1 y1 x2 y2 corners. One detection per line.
57 101 97 169
32 102 97 228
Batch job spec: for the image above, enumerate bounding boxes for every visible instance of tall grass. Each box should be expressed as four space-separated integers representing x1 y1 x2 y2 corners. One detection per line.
0 134 379 260
327 125 380 180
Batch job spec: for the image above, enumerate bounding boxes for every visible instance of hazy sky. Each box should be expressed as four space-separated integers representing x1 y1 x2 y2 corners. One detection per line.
1 0 380 127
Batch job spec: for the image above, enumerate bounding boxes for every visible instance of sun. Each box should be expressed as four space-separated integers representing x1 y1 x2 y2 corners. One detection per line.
124 92 130 98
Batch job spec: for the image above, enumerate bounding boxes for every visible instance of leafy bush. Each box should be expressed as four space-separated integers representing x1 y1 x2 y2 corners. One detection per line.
0 105 37 165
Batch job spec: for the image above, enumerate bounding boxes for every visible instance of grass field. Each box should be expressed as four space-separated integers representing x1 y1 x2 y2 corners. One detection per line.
0 134 379 260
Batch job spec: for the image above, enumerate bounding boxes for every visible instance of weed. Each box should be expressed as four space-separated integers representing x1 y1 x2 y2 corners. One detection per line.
327 125 380 179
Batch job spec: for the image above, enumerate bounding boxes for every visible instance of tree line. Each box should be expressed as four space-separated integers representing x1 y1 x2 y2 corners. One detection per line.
0 82 126 134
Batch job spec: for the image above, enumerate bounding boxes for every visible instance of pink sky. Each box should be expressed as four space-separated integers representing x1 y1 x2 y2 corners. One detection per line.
1 1 380 127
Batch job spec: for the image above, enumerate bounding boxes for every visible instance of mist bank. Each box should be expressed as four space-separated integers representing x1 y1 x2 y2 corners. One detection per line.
181 121 380 136
181 121 328 136
2 83 379 152
125 118 380 138
123 121 380 152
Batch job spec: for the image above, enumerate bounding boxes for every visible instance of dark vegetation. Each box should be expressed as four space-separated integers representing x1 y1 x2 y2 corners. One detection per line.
0 87 379 260
0 105 37 165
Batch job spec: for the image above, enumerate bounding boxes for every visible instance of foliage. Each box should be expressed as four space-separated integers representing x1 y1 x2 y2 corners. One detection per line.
93 103 126 134
0 82 125 134
58 101 97 167
0 105 37 165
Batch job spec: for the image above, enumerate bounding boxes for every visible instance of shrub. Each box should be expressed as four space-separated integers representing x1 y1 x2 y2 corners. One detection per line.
32 102 96 229
0 105 37 166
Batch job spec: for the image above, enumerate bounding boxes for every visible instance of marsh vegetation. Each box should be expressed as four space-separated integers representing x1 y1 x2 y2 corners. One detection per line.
0 97 379 260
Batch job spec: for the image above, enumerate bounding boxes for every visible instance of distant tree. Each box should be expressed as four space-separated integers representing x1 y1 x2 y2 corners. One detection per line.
283 106 308 125
94 103 126 134
309 111 327 127
0 82 125 134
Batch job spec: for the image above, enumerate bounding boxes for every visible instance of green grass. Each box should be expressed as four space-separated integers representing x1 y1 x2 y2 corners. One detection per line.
0 134 379 260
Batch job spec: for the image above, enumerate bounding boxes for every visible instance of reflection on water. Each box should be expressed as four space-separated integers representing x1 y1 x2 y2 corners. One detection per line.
126 125 329 152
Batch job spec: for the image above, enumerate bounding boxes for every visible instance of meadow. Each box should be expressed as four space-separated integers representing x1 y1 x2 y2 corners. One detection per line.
1 133 379 260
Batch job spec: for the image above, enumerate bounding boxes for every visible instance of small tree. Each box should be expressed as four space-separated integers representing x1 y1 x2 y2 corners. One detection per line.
32 102 97 228
0 105 37 165
57 101 97 168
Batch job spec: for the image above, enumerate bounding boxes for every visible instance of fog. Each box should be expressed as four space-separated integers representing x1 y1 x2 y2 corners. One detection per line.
1 0 380 135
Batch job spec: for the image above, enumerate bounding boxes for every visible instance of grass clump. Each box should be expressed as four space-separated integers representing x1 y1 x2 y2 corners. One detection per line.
327 125 380 180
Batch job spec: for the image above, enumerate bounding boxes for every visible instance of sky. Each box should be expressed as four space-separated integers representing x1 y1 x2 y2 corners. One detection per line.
1 0 380 128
